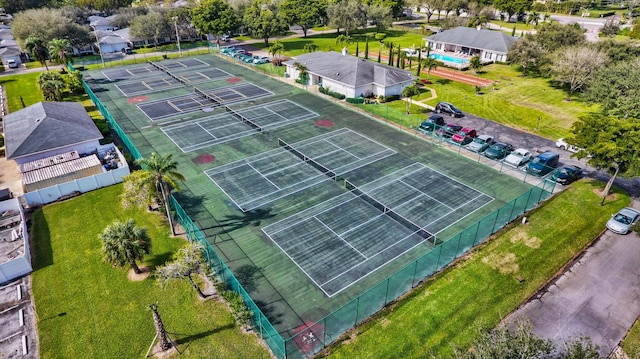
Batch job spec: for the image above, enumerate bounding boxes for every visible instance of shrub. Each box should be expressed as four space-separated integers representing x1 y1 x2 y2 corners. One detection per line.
375 33 386 41
319 86 346 99
383 94 400 102
346 97 365 104
0 133 4 148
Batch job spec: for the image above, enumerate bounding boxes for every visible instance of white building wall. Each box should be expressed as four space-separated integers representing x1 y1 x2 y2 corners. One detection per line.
322 78 355 98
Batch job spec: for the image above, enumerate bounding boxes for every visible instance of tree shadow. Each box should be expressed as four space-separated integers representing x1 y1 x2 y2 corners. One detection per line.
146 251 175 268
253 300 284 326
31 209 54 270
234 264 261 292
207 208 276 235
170 323 235 350
436 78 452 85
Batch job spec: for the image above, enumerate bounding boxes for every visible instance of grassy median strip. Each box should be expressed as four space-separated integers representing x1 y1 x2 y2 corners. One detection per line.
324 180 629 358
31 185 271 359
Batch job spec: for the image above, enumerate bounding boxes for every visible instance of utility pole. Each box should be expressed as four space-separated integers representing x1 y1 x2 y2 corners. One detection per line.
93 27 106 68
172 17 182 57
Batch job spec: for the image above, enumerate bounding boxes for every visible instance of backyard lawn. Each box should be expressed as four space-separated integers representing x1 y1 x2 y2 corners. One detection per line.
323 180 629 358
1 72 43 112
30 185 271 359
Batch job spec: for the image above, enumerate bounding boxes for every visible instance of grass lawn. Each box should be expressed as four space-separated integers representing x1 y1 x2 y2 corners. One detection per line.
417 64 597 139
323 180 629 358
0 72 43 112
31 185 271 359
622 318 640 358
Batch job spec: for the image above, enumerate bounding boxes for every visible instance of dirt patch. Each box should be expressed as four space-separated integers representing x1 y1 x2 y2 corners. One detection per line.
0 155 23 196
341 331 358 345
127 265 151 281
594 189 617 201
509 228 541 249
149 342 178 359
482 252 519 274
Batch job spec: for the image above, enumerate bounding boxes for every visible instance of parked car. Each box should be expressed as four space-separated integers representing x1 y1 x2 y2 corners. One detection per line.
436 123 463 138
504 148 532 167
221 34 231 42
418 115 445 133
606 207 640 234
221 46 237 54
464 135 494 153
484 142 514 160
556 138 584 153
435 102 464 117
451 127 477 145
551 165 583 185
6 59 17 68
253 56 270 64
526 151 560 176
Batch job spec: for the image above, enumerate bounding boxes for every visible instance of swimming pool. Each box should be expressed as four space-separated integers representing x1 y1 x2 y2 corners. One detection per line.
429 53 469 65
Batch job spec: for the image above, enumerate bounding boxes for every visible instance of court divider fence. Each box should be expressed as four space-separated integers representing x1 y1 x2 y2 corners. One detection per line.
82 75 556 359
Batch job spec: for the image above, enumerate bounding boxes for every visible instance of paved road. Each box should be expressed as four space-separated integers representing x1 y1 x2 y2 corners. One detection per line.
506 203 640 357
550 14 610 42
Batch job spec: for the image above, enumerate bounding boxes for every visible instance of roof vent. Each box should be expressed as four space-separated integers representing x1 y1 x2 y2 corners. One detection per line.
336 72 340 76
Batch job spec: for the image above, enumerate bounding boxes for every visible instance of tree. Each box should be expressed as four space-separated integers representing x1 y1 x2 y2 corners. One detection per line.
365 3 392 33
281 0 326 38
48 38 72 68
600 17 619 37
156 243 208 298
268 40 285 65
421 56 438 80
558 337 600 359
507 36 547 77
130 10 171 49
336 34 352 54
293 61 309 83
136 153 186 235
99 219 152 274
25 37 49 70
327 0 367 35
535 22 585 52
493 0 533 22
121 170 155 210
453 319 554 358
583 59 640 119
413 0 439 23
243 0 289 46
168 7 200 43
191 0 240 41
469 55 482 74
551 46 607 101
37 72 65 101
402 85 421 114
12 8 92 51
570 114 640 204
111 7 148 29
149 304 172 351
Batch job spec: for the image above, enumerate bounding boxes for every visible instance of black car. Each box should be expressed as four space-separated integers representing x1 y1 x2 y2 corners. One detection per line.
418 115 445 133
436 123 463 138
551 165 583 185
435 102 464 118
484 142 514 160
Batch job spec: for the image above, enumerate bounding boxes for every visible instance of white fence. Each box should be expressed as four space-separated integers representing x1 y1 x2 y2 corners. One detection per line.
22 166 130 207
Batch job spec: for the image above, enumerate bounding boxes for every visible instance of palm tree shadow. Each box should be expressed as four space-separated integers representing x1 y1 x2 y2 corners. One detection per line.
169 323 236 351
208 208 276 235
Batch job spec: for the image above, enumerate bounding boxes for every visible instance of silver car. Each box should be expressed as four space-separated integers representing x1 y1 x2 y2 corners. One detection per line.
606 207 640 234
464 134 493 153
504 148 532 167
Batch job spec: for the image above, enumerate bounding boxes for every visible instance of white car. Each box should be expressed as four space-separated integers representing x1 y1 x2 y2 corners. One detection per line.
606 207 640 234
556 138 582 153
504 148 532 167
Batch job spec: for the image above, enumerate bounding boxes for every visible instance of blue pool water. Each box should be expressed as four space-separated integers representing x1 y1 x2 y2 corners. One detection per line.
429 53 469 64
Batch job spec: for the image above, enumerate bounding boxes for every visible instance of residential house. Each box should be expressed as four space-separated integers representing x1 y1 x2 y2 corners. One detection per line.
283 51 417 99
424 26 518 64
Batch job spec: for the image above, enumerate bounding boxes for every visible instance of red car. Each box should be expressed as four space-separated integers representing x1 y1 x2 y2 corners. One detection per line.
451 127 477 145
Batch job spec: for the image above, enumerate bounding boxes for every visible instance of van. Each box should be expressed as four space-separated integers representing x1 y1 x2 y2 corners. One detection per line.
526 151 559 176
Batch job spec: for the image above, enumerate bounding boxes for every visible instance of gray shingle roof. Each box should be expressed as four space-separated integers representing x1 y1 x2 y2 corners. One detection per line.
425 27 517 54
4 102 103 160
283 51 416 88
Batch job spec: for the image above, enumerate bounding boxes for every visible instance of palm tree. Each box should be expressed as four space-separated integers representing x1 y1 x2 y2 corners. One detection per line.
402 85 421 114
149 304 172 351
293 62 309 84
37 71 65 101
421 57 439 80
48 38 72 68
528 11 540 31
25 37 49 70
156 243 208 298
268 40 285 66
99 219 152 274
136 152 185 235
470 55 482 74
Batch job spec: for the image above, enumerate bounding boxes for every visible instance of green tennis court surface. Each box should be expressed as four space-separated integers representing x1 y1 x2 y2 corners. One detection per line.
84 54 544 357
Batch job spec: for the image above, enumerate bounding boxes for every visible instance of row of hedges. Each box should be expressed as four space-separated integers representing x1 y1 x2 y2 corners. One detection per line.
319 86 346 100
346 97 366 104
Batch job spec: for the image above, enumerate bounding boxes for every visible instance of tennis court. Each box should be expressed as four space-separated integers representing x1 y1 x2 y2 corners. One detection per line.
162 99 318 152
102 64 157 81
205 128 396 211
262 162 493 297
115 75 182 96
137 83 273 121
171 67 233 85
151 57 209 70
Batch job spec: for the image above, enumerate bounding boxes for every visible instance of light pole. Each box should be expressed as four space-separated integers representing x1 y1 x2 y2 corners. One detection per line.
93 27 106 68
172 16 182 57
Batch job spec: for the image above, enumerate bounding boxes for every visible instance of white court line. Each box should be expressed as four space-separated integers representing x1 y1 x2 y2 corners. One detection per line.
315 217 367 259
141 80 153 90
427 193 494 236
398 179 453 210
247 163 281 190
241 176 331 212
196 122 219 140
208 176 250 211
262 228 334 297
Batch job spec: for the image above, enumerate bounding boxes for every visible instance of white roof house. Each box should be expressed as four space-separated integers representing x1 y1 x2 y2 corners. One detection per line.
283 51 417 98
424 26 518 63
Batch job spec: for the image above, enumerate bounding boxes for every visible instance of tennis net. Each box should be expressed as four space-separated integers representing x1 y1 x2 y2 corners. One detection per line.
194 87 221 106
278 138 336 179
226 106 261 131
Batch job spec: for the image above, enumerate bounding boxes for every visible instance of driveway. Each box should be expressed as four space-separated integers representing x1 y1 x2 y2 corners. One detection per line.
505 200 640 357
